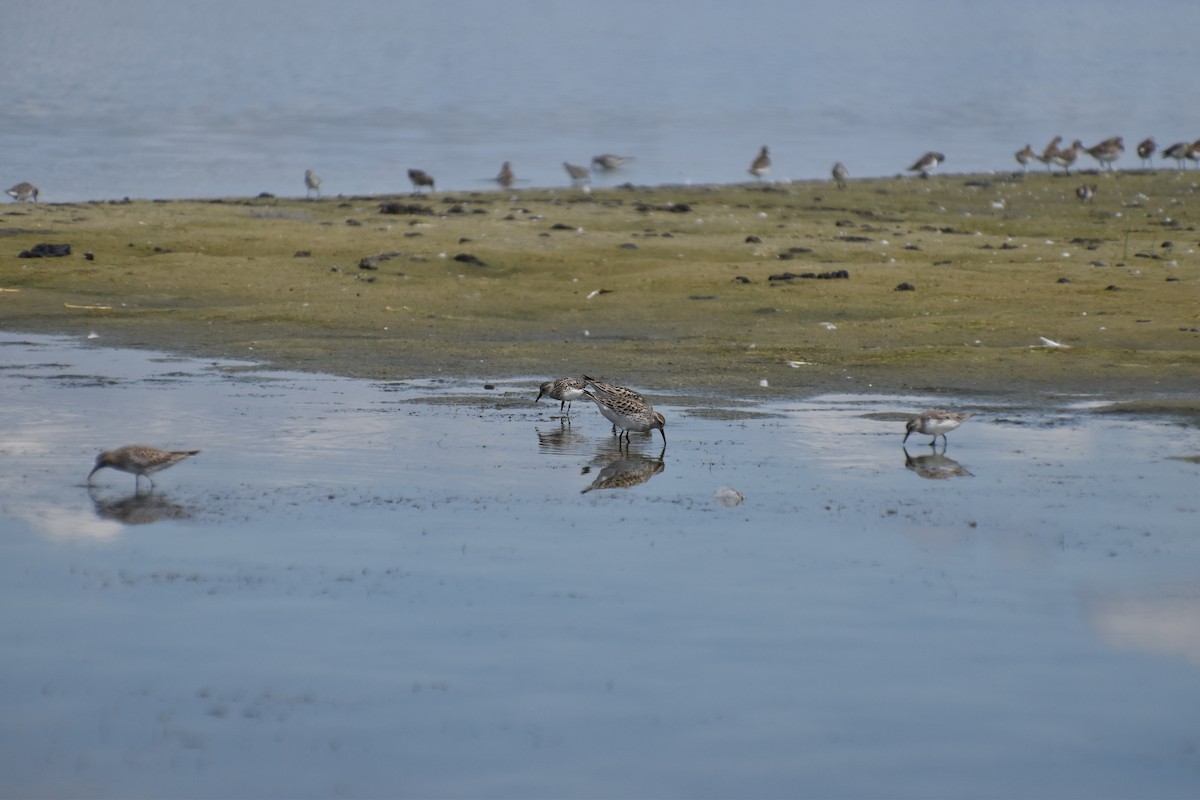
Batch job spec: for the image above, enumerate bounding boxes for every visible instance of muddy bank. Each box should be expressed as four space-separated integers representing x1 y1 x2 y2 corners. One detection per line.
2 173 1198 404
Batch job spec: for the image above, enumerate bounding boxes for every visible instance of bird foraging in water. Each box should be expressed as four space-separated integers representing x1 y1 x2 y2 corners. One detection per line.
582 389 666 445
88 445 200 490
902 411 974 447
407 169 435 193
591 154 632 171
535 376 587 415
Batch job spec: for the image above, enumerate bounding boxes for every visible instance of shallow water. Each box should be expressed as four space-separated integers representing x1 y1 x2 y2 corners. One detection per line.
1 333 1198 799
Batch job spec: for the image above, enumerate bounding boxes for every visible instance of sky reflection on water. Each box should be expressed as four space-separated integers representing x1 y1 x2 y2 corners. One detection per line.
1 333 1198 799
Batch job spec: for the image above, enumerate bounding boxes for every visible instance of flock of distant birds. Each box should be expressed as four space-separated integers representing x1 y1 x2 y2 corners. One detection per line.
9 136 1199 206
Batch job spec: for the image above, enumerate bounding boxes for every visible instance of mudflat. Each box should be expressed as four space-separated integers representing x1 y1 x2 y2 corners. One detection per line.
2 172 1197 405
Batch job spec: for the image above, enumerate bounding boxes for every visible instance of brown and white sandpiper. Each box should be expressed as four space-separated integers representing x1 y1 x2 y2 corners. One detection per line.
5 182 39 202
536 376 587 415
907 151 945 178
407 169 435 193
748 145 771 180
304 169 321 198
88 445 201 490
902 411 974 447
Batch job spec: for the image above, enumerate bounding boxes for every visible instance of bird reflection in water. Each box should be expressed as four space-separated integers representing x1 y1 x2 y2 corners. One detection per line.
89 487 193 525
903 447 973 480
535 420 590 451
580 443 665 494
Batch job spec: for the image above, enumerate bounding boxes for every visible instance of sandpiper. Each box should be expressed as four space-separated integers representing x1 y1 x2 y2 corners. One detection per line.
907 151 944 178
1085 136 1124 170
407 168 435 193
496 161 515 189
1076 183 1097 202
1136 137 1157 167
1037 135 1063 171
1161 141 1192 169
582 375 649 434
1051 140 1083 175
88 445 201 490
535 376 587 414
563 161 590 186
1014 144 1036 172
5 182 39 202
581 389 666 445
902 411 974 447
748 145 771 180
832 161 849 189
304 169 321 198
1188 140 1200 169
591 154 632 171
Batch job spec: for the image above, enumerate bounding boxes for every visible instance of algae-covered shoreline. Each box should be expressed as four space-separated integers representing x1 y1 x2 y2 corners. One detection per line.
2 172 1197 405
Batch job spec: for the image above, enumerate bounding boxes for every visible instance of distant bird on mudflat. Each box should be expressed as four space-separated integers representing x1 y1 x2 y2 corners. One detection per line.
1188 140 1200 169
5 182 38 202
1136 137 1157 167
1037 135 1063 172
831 161 849 189
495 161 515 189
748 145 771 180
535 376 587 415
1161 141 1193 169
1075 183 1097 202
1051 140 1083 175
407 169 435 193
88 445 200 490
591 154 632 171
563 161 590 186
907 151 944 178
1014 144 1036 172
1085 136 1123 170
903 411 974 447
304 169 321 198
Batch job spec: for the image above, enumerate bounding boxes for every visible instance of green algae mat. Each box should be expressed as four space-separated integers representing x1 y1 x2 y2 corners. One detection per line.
2 173 1197 400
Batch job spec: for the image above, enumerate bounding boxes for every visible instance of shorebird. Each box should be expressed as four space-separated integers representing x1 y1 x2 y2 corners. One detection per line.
1188 140 1200 169
5 182 38 202
1051 140 1083 175
1076 183 1097 202
582 375 648 434
1136 137 1157 167
407 168 435 193
496 161 515 189
88 445 200 490
591 154 632 171
304 169 321 198
563 161 590 187
748 145 771 181
907 151 945 178
535 376 587 415
832 161 849 189
1161 141 1193 169
1085 136 1124 170
902 411 974 447
581 389 666 445
1037 135 1063 172
1014 144 1036 172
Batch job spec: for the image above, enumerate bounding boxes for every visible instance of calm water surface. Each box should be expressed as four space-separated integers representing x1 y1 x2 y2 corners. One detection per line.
3 1 1199 201
1 333 1198 798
